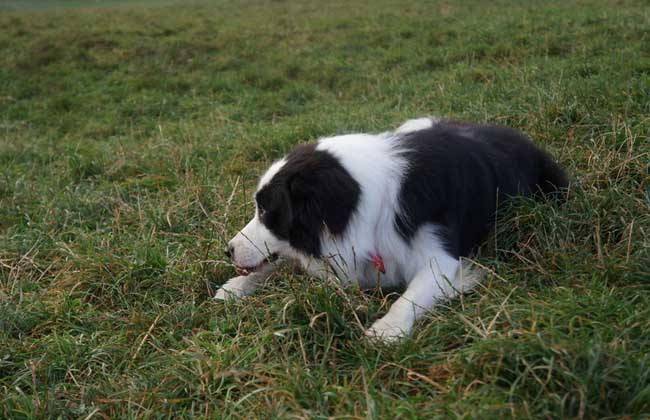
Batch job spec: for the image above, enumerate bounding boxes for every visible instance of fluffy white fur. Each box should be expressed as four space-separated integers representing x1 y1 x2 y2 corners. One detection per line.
219 118 481 341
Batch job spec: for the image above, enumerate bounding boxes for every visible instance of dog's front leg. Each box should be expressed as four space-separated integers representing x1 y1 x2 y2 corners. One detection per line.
214 264 276 300
365 253 460 341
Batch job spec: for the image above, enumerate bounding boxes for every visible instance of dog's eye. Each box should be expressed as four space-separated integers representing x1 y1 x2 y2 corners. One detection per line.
258 207 266 218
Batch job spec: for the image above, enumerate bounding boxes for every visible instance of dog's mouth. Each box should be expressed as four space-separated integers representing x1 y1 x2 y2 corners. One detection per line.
235 254 278 276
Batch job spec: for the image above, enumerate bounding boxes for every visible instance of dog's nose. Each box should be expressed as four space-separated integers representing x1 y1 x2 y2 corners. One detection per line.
224 245 234 259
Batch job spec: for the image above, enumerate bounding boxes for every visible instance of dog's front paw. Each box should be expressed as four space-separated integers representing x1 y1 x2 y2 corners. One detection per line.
213 286 239 301
364 317 408 342
213 276 255 301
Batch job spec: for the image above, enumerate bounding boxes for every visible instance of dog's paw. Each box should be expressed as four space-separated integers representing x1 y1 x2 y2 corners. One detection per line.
364 317 407 342
213 276 253 301
213 287 239 301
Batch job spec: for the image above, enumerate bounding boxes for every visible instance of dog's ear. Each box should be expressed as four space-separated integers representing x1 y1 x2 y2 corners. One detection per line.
288 173 314 201
287 174 323 256
288 166 360 235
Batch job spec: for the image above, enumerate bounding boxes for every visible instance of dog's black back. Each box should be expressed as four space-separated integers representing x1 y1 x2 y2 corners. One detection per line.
394 121 568 258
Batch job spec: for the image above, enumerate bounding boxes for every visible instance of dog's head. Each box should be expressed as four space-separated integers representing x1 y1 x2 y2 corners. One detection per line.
226 144 360 274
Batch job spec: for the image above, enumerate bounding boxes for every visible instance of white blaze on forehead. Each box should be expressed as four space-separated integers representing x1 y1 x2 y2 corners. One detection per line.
226 157 289 269
257 158 287 190
395 117 438 134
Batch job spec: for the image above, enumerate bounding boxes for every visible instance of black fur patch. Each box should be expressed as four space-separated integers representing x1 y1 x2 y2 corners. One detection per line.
394 121 568 258
256 144 361 257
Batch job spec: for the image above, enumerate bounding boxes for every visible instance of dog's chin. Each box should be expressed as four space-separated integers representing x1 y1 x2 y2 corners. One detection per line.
235 254 278 276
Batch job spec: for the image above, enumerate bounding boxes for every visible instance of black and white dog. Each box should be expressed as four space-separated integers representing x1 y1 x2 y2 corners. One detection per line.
217 118 568 340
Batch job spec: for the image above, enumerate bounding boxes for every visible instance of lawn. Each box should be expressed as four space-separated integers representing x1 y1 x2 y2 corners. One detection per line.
0 0 648 417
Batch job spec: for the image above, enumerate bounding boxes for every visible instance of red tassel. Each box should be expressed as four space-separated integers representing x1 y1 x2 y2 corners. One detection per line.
370 253 386 274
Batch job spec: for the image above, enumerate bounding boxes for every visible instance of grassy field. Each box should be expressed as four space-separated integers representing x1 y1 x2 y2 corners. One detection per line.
1 0 648 417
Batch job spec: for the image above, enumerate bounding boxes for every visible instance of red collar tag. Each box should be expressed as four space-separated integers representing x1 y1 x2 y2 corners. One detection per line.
370 253 386 274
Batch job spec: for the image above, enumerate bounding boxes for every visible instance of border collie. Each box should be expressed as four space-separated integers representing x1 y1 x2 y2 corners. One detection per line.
217 118 568 341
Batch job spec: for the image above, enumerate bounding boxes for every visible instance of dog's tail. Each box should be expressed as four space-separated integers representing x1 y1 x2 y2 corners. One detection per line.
537 150 570 200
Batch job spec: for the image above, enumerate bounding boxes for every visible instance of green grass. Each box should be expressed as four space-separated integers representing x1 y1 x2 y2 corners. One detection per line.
0 0 183 11
1 0 648 417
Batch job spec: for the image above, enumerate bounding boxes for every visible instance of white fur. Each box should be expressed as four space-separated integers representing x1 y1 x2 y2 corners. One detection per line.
394 117 437 134
214 263 276 300
314 132 407 286
257 158 286 189
219 118 481 342
228 214 289 269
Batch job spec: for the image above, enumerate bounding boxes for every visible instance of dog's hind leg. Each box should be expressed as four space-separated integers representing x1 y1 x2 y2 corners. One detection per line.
365 252 462 341
214 264 275 300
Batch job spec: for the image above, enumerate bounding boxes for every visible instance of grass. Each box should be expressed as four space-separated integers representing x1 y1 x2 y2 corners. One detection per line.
0 0 648 417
